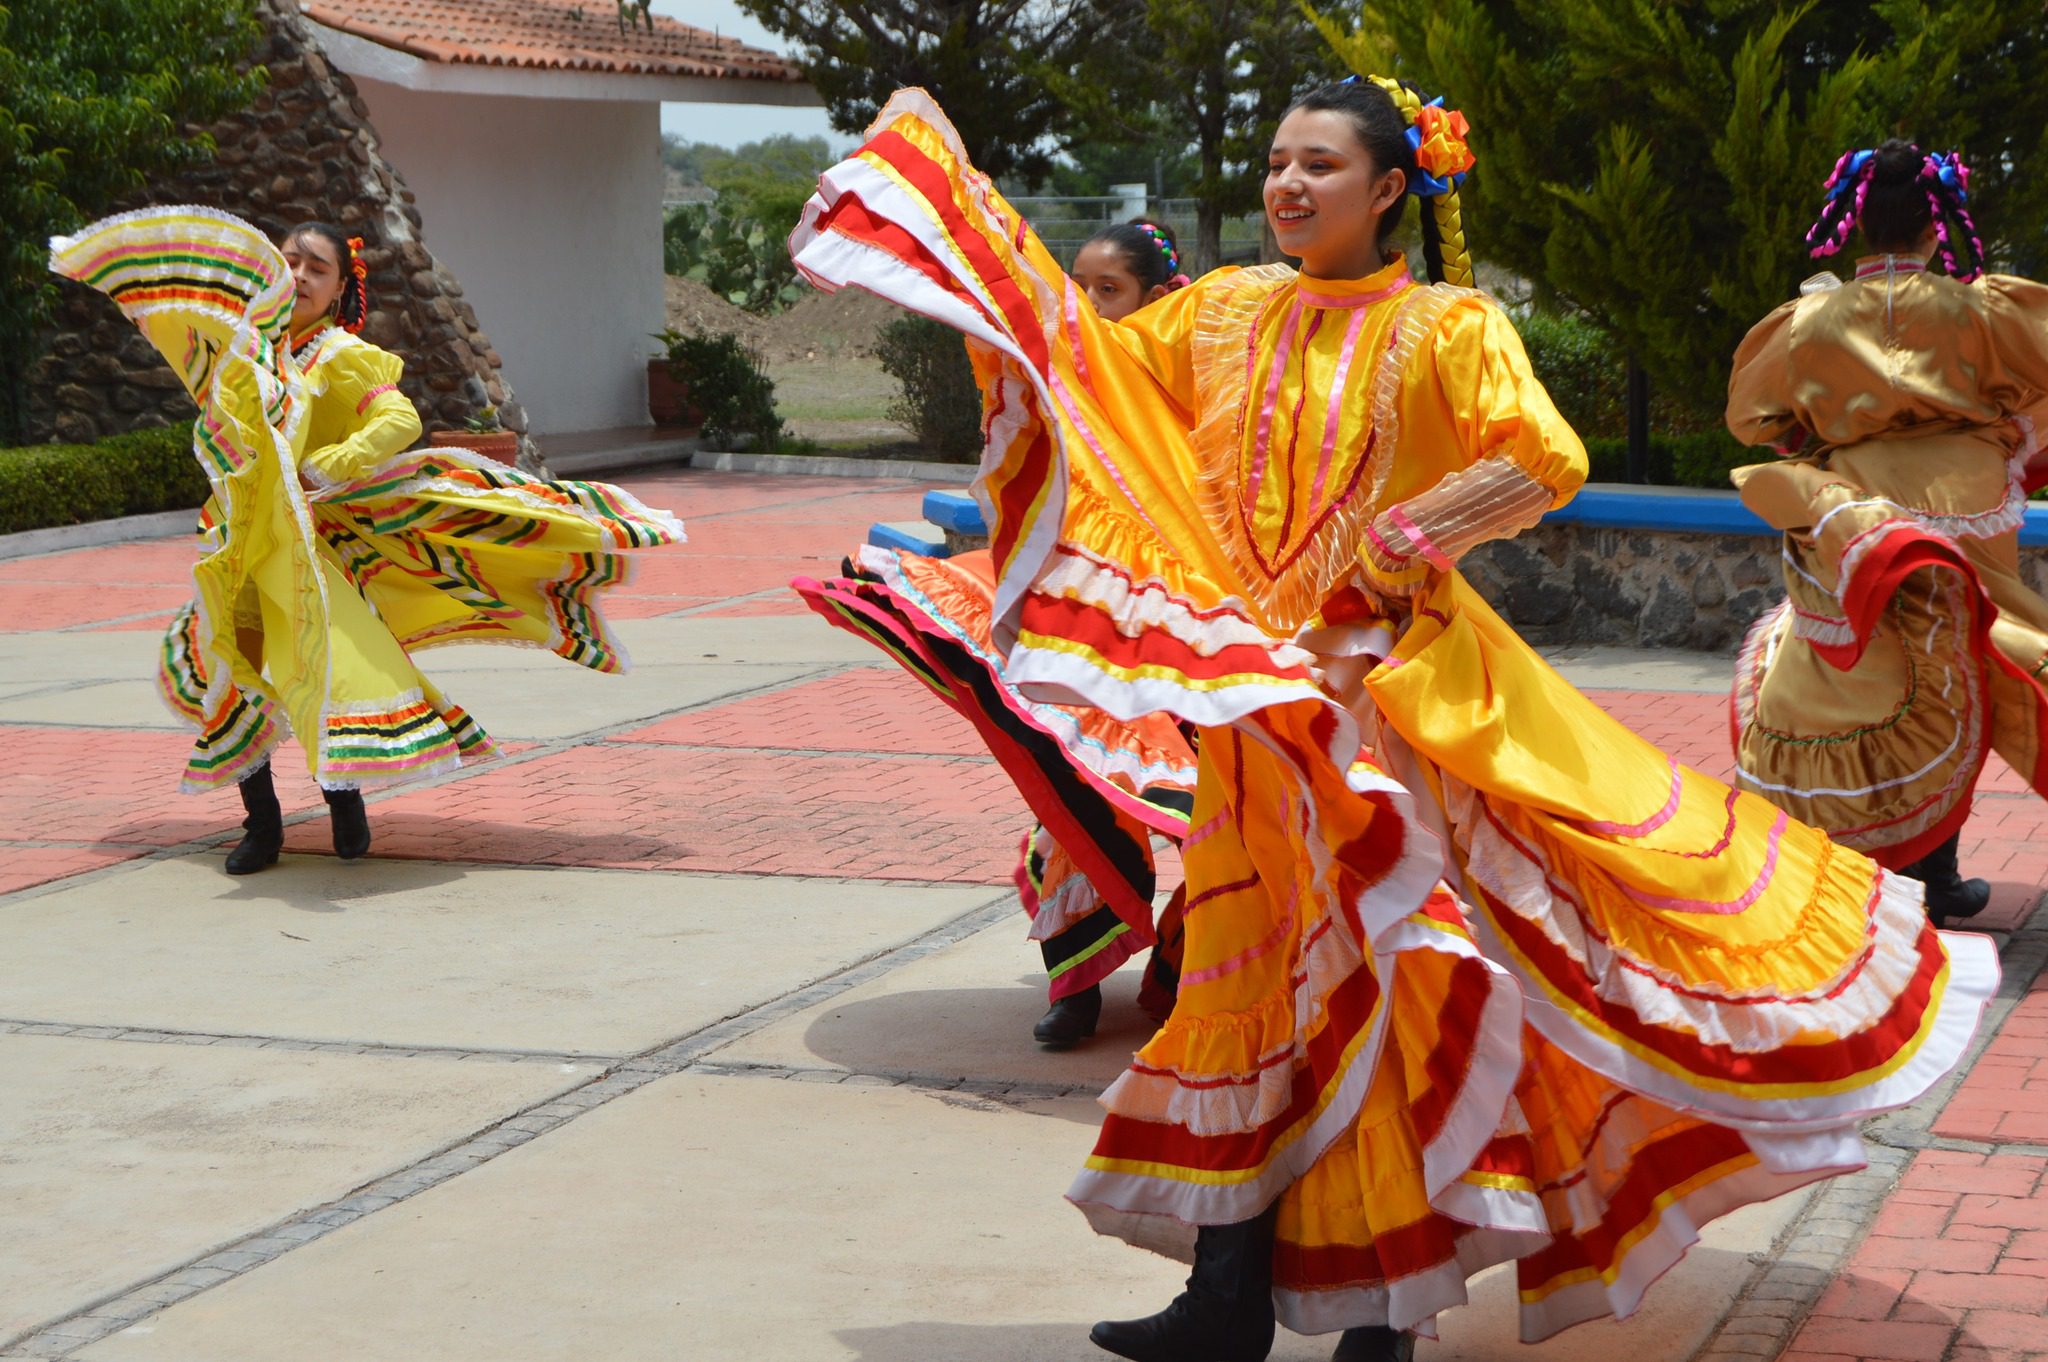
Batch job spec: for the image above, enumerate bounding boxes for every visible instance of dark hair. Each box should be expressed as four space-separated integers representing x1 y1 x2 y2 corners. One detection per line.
1860 140 1934 251
1085 218 1183 291
1805 138 1985 280
283 221 369 332
1281 79 1454 282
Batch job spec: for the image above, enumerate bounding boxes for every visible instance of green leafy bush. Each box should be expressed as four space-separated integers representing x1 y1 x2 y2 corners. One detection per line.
0 424 209 534
657 329 789 451
876 318 982 463
1513 310 1629 441
1513 307 1726 449
1581 431 1757 489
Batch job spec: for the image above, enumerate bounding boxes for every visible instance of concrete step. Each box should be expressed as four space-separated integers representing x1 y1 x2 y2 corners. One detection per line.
866 520 949 556
920 489 988 536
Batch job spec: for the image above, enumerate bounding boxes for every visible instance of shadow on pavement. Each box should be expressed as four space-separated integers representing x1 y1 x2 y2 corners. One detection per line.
215 853 477 911
281 810 692 868
836 1321 1105 1361
799 985 1155 1109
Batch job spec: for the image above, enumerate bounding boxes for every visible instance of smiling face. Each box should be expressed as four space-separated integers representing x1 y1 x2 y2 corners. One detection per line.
282 230 344 334
1072 240 1170 321
1265 107 1407 280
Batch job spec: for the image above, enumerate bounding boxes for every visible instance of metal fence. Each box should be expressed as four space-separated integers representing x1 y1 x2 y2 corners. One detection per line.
661 190 1268 271
1005 194 1265 269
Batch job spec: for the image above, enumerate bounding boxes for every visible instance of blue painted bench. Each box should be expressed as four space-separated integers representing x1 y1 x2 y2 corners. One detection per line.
885 486 2048 549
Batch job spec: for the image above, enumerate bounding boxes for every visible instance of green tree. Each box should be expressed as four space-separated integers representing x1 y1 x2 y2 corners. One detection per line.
733 1 1083 184
1042 127 1201 200
1045 0 1342 273
663 134 835 312
0 0 266 441
1307 0 2048 427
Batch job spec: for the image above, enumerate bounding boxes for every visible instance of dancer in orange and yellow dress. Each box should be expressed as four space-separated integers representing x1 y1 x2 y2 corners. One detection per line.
1727 138 2048 925
790 77 1997 1362
797 221 1206 1047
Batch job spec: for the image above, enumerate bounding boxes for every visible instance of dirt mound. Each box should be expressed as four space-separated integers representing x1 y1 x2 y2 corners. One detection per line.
662 275 902 364
760 287 902 362
662 275 774 353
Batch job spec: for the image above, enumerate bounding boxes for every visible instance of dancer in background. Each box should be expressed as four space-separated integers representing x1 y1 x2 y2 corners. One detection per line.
1728 138 2048 924
797 218 1200 1048
51 207 686 874
792 80 1995 1361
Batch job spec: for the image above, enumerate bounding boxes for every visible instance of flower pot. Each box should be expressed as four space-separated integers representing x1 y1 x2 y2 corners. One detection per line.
647 358 702 430
429 428 520 464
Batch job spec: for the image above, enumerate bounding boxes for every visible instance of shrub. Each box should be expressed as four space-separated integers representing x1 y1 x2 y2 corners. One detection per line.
876 317 982 462
1513 307 1727 446
1514 310 1629 441
663 189 808 315
657 329 788 451
0 424 208 534
1580 430 1757 489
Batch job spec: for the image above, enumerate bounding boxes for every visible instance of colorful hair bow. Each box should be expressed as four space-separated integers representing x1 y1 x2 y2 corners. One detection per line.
1406 99 1475 198
343 235 369 333
1135 222 1179 276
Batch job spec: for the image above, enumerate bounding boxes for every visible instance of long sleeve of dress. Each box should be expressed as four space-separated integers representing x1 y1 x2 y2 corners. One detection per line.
299 346 422 487
1984 276 2048 398
1363 297 1589 592
1725 300 1806 451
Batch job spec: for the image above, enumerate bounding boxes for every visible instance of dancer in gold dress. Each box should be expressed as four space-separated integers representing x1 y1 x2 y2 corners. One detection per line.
1729 139 2048 923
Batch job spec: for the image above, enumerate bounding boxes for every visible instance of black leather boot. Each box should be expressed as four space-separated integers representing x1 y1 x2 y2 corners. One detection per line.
1901 833 1989 927
224 763 283 875
322 786 371 860
1331 1325 1415 1361
1033 984 1102 1048
1090 1203 1278 1361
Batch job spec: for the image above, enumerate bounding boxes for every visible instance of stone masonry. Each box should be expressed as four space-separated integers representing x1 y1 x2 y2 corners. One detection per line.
1462 520 2048 651
26 0 540 471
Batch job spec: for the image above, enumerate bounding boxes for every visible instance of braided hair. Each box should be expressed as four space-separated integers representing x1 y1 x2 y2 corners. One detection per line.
284 221 371 332
1804 139 1985 282
1084 218 1191 293
1282 77 1476 288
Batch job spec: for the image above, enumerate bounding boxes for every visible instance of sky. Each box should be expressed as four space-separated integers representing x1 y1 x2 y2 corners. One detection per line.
656 0 844 150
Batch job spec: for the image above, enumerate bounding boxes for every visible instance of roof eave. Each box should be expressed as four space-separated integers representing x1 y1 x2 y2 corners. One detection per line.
309 19 818 106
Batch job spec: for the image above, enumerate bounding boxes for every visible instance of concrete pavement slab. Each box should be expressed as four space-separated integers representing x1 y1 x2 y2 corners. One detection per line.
0 679 182 729
0 632 161 699
411 614 881 674
73 1071 1813 1362
1540 644 1734 693
0 855 997 1055
712 916 1153 1092
0 1032 582 1345
412 658 823 742
76 1073 1167 1362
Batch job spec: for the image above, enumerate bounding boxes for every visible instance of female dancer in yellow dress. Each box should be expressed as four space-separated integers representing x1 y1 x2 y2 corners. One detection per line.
790 77 1996 1361
50 208 685 873
1728 138 2048 924
797 219 1201 1049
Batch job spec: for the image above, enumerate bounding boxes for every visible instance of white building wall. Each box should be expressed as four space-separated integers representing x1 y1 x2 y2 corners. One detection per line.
354 81 661 437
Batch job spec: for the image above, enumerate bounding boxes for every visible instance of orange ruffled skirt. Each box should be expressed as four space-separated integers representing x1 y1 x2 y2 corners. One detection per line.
790 89 1999 1341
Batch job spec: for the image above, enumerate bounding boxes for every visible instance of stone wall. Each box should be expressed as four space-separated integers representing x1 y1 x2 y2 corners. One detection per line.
1462 522 2048 652
26 0 538 471
948 515 2048 654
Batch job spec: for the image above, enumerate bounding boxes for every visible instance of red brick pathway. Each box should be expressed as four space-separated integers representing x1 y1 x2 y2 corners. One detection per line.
616 668 988 757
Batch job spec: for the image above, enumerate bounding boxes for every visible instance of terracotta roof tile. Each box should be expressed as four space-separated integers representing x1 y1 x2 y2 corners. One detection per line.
301 0 804 82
